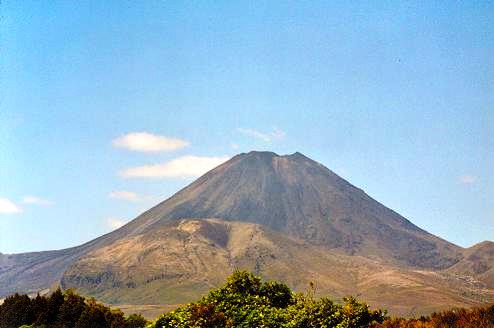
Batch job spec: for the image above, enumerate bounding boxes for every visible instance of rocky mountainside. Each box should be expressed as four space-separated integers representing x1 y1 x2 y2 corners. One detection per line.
119 151 462 269
448 241 494 287
1 151 492 316
61 218 494 316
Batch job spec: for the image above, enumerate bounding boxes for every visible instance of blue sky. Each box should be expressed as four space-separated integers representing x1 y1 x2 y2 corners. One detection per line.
1 1 493 253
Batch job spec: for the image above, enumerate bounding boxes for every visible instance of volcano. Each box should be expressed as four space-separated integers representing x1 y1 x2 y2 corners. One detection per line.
1 151 492 316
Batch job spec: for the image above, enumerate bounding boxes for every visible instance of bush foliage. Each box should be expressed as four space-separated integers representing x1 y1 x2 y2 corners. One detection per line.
150 270 386 328
372 304 494 328
2 271 493 327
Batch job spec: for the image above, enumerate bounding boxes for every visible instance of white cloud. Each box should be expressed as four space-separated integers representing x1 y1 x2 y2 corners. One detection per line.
112 132 189 152
0 198 22 214
120 155 229 179
105 217 127 230
459 175 476 185
230 143 240 150
270 127 286 139
22 196 54 206
108 191 139 202
237 128 271 142
237 127 286 142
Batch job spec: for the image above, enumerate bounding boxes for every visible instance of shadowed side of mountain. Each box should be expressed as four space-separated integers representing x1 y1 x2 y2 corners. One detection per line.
60 219 494 317
117 151 463 269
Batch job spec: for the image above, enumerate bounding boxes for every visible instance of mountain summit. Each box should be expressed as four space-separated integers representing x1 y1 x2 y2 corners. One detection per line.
1 151 492 316
121 151 461 268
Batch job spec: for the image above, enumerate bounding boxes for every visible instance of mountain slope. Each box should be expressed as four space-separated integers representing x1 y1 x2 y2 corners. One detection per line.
119 151 462 269
448 241 494 287
0 239 107 297
1 151 491 316
61 219 494 317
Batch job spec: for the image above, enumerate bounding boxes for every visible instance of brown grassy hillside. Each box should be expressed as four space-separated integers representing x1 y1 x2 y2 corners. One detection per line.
62 219 494 316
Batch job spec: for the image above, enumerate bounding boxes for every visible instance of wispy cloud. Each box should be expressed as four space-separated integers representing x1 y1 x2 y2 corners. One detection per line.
105 217 127 230
22 196 54 206
270 127 286 139
108 190 139 202
0 198 22 214
459 175 476 185
120 155 229 179
237 128 271 142
112 132 189 152
237 127 286 142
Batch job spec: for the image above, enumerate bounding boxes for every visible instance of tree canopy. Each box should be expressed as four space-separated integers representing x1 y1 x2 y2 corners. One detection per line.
0 289 147 328
150 270 386 328
2 271 493 327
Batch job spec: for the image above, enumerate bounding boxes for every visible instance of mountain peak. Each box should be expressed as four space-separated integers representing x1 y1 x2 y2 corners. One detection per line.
289 151 305 157
233 151 315 168
239 150 308 159
121 150 461 269
1 150 482 313
238 150 279 162
242 150 279 157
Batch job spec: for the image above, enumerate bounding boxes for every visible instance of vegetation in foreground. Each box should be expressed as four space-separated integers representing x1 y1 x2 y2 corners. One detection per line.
149 270 494 328
372 305 494 328
1 270 493 327
0 289 147 328
149 270 386 328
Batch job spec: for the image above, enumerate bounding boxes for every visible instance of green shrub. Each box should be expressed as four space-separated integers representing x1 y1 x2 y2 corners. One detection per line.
126 314 148 328
150 270 386 328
